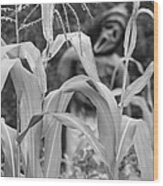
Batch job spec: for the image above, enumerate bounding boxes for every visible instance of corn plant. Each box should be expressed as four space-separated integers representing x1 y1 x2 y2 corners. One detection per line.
1 2 154 180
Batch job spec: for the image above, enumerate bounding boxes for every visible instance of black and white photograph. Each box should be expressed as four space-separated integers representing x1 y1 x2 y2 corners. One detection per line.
1 1 156 181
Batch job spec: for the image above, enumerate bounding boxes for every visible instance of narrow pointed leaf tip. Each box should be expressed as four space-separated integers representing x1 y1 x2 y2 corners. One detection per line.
17 114 44 144
123 62 154 106
41 4 54 43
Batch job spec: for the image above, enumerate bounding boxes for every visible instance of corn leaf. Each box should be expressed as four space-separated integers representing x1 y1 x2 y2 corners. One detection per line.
10 62 43 178
127 19 137 58
112 88 122 97
87 80 121 153
51 113 109 168
121 57 144 74
1 58 20 91
1 41 44 177
1 38 6 47
15 89 64 178
43 89 73 178
15 75 89 177
48 32 100 82
147 81 153 111
42 75 89 177
1 42 38 71
47 34 68 59
124 2 139 57
134 122 153 180
1 42 47 94
17 114 44 144
43 75 93 177
137 8 154 19
42 90 62 178
130 96 153 147
123 62 154 106
41 4 54 43
43 75 89 137
63 80 115 173
115 116 141 167
130 58 144 74
1 118 17 177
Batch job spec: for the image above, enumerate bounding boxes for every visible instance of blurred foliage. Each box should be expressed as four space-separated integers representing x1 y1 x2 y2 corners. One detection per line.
1 2 154 127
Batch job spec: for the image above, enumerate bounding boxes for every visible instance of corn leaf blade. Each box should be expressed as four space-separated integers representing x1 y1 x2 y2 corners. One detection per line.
43 89 72 178
41 4 54 43
123 62 154 106
1 118 17 177
130 96 153 147
1 58 20 91
10 62 43 178
1 42 47 94
134 122 153 180
49 32 100 82
51 113 109 168
17 114 44 144
1 41 44 177
63 80 115 172
42 76 88 177
116 116 141 166
87 80 121 153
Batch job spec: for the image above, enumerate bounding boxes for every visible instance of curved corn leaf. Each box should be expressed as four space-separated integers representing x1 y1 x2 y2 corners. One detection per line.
43 74 89 135
1 40 44 177
115 116 141 167
123 62 154 107
87 80 121 153
1 42 47 94
1 58 20 91
42 75 90 178
129 58 144 74
121 57 144 74
10 62 43 178
62 80 115 173
48 32 100 82
1 118 17 177
112 88 122 97
51 113 109 168
137 8 154 19
130 96 153 147
61 74 90 91
43 89 73 178
1 42 39 72
15 75 90 178
134 122 153 180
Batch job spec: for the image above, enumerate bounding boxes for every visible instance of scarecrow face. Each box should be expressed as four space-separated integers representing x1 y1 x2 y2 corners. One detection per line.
93 21 124 55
